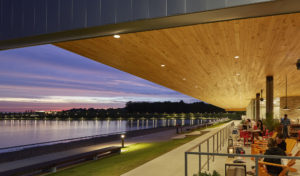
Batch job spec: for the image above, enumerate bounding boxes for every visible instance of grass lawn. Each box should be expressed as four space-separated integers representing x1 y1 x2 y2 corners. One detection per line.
47 135 202 176
47 121 230 176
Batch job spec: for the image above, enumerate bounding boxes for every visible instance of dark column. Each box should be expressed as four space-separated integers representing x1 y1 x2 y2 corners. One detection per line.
256 93 260 121
266 76 274 116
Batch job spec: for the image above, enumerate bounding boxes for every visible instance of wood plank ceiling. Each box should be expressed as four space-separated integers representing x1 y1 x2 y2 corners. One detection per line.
55 13 300 110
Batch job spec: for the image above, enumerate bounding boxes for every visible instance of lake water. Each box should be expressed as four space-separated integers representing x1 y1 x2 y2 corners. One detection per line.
0 118 210 148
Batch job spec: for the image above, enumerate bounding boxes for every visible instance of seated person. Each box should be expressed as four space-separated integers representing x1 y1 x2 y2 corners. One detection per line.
243 119 252 130
264 138 286 176
254 120 265 140
256 120 265 136
276 133 287 152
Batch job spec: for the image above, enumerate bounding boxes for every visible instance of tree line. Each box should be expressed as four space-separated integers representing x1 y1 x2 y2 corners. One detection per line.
0 101 244 120
125 101 225 113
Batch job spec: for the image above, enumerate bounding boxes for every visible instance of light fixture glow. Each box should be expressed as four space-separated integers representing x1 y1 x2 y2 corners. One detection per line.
121 134 125 138
234 56 239 59
161 64 165 67
113 34 120 39
182 78 186 81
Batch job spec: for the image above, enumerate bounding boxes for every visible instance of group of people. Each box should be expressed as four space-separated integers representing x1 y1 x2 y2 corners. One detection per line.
242 115 292 176
242 114 291 139
242 119 265 139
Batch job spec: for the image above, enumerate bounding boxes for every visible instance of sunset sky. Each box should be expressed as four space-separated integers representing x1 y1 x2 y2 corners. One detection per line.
0 45 199 112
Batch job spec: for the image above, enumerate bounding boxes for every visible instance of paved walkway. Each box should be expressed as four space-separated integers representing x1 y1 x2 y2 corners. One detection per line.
122 121 236 176
0 128 178 173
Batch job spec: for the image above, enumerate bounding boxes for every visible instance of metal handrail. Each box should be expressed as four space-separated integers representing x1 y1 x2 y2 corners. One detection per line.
185 152 300 176
186 121 234 152
185 121 234 173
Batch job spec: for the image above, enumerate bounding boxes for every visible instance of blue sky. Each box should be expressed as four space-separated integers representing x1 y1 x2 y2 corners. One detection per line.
0 45 199 112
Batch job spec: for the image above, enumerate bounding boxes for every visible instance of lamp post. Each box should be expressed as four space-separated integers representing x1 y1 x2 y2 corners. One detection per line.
121 134 125 148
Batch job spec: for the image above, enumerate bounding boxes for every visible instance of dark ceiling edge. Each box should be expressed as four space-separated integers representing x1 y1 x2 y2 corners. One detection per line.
0 0 300 50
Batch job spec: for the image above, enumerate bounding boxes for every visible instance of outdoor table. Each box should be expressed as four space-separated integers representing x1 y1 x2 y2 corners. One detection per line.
247 130 261 143
225 158 247 176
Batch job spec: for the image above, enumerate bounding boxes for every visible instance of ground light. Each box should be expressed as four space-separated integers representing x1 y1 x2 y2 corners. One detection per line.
121 134 125 148
113 34 120 38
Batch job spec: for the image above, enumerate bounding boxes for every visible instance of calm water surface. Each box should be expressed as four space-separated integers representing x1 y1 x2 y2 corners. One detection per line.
0 119 208 148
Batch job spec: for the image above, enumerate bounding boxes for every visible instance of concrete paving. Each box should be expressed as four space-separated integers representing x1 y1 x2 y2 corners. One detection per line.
122 121 235 176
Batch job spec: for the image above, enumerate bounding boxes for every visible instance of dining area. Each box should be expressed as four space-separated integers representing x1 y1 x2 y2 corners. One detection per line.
232 119 300 176
186 120 300 176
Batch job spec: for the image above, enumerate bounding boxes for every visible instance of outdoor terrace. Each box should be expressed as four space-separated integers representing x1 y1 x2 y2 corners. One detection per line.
185 121 300 176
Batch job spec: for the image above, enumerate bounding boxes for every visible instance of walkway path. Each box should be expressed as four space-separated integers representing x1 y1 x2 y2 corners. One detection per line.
122 121 236 176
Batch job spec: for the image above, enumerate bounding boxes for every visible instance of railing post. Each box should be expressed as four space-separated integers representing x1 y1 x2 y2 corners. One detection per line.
207 139 209 171
217 132 219 153
213 135 215 161
255 156 259 176
185 152 188 176
199 144 201 173
223 129 225 147
225 127 227 141
220 131 222 150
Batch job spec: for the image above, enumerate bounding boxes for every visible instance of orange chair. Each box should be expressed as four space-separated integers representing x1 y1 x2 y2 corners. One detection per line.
258 150 300 176
258 161 296 176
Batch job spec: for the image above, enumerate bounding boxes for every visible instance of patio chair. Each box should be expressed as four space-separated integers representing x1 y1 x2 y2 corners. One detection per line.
240 130 252 145
285 138 297 156
258 150 300 176
258 161 297 176
262 129 269 140
271 131 277 139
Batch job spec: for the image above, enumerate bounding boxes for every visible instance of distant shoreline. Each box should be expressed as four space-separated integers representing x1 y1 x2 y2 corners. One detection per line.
0 117 215 120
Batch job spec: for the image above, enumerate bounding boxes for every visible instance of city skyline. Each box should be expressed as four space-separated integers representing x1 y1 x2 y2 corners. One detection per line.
0 44 199 112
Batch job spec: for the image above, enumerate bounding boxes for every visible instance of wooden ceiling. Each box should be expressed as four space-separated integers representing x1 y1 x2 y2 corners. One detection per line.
55 13 300 110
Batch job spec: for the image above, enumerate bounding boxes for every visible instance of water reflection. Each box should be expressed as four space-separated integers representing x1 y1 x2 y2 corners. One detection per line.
0 118 213 148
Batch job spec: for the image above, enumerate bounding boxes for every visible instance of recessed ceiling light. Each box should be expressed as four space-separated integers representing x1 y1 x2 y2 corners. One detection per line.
182 78 186 81
234 56 239 59
161 64 165 67
113 34 120 39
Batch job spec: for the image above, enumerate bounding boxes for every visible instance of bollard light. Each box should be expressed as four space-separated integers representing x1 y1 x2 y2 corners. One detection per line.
121 134 125 148
227 136 234 158
227 146 234 158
